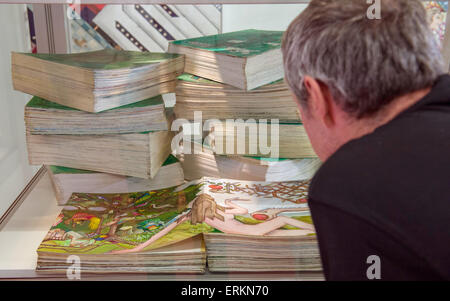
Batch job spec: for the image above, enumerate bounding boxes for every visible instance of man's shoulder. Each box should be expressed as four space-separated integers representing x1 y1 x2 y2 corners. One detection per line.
309 108 450 209
308 134 379 208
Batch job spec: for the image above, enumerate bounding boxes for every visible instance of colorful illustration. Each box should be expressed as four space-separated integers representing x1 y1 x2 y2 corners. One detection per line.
39 178 315 255
38 183 203 255
170 29 283 58
110 178 314 254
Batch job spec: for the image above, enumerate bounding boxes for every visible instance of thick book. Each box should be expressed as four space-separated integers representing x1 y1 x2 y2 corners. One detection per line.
47 155 185 205
38 235 205 274
174 74 300 122
36 181 207 274
178 145 321 181
12 49 184 112
37 178 321 274
26 130 173 179
204 233 321 272
168 29 283 90
25 95 170 135
206 121 316 158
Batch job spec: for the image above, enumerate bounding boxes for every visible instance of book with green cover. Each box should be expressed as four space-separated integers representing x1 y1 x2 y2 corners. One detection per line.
27 129 173 179
26 94 164 111
169 30 284 90
177 73 284 86
175 73 299 121
177 73 217 84
12 49 185 112
25 95 171 135
209 121 314 158
170 29 282 58
21 49 181 70
49 154 179 175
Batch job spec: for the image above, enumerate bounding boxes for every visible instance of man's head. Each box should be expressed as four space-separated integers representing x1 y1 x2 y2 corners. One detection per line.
282 0 444 160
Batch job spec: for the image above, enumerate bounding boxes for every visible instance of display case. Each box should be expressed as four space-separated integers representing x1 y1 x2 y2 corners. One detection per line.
0 0 448 281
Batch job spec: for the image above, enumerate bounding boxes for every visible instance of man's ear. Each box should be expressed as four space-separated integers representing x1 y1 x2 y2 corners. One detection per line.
303 76 335 127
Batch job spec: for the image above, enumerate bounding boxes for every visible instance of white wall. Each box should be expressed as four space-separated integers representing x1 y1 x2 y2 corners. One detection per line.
0 4 37 218
222 4 307 32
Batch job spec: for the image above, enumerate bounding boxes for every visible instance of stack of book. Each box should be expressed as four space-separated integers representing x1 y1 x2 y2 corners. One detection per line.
169 29 318 175
12 49 197 274
13 30 324 276
168 29 315 159
174 74 299 122
167 30 321 273
13 49 184 180
36 187 207 274
198 177 321 273
205 234 321 272
36 178 321 274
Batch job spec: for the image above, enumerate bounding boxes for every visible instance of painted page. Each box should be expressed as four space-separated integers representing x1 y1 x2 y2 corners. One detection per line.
37 182 205 255
38 177 314 255
110 177 315 254
193 177 315 237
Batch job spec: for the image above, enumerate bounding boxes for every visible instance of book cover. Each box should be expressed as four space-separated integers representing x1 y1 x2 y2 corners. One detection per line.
26 94 164 112
18 49 181 70
177 73 285 87
48 154 179 175
170 29 283 58
25 94 169 134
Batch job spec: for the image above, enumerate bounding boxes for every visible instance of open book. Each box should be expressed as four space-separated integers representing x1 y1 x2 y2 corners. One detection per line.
37 177 320 273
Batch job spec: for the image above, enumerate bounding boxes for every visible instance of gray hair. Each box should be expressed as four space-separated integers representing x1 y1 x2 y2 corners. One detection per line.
282 0 445 118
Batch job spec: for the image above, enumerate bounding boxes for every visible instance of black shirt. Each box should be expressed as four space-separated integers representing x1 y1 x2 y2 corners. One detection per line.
308 74 450 281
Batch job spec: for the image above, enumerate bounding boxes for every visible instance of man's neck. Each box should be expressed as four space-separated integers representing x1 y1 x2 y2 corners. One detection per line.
340 87 432 145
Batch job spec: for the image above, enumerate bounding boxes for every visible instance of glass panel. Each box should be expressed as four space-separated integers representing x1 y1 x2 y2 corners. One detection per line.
0 4 38 219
